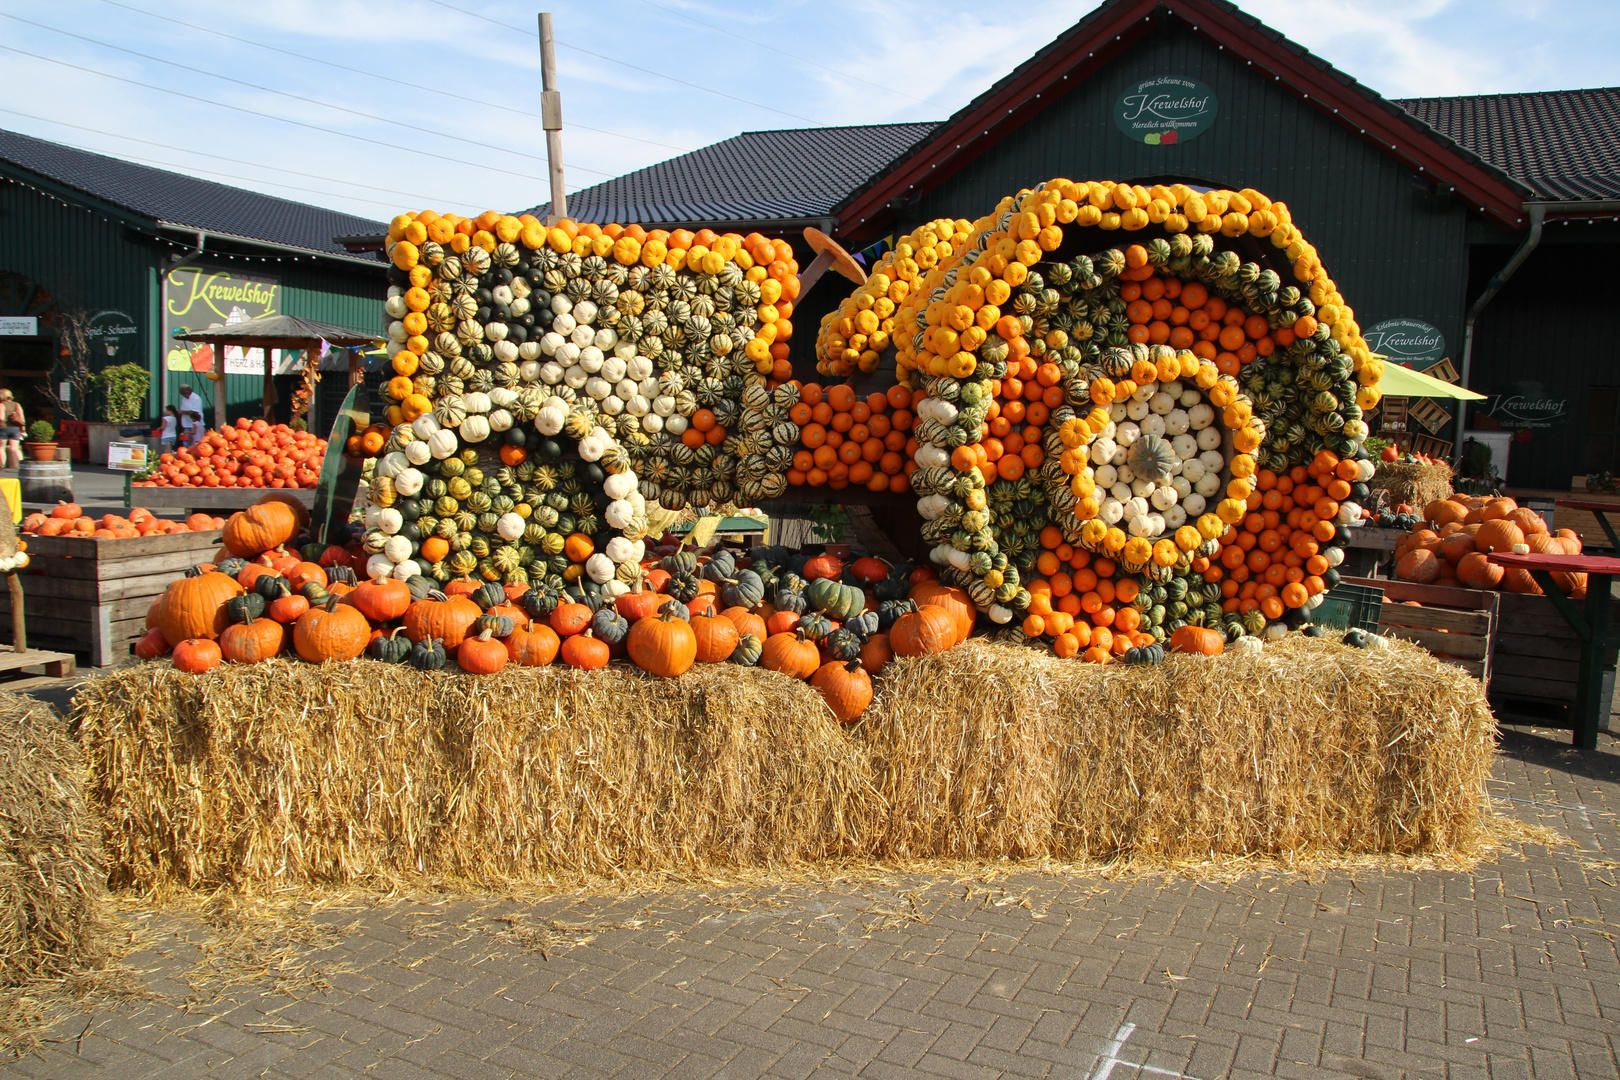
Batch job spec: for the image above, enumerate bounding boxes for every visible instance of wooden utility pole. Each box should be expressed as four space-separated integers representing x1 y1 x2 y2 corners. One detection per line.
538 12 567 224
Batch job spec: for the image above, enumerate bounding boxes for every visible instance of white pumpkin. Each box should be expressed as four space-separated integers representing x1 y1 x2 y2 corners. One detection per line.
626 355 653 381
487 409 514 432
459 415 491 444
665 411 689 435
603 472 637 500
605 535 637 564
641 413 665 433
988 604 1014 624
585 552 615 583
535 405 567 436
577 435 606 462
605 499 635 529
404 439 433 466
1336 502 1362 526
427 429 459 459
375 508 404 535
392 559 422 581
517 341 542 361
495 513 525 542
573 300 598 325
393 468 424 497
519 359 541 382
539 360 565 385
366 554 395 580
375 452 409 479
493 340 519 362
383 534 413 564
460 391 491 415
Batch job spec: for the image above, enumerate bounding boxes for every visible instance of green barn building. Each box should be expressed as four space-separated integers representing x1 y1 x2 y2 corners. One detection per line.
0 129 386 445
544 0 1620 493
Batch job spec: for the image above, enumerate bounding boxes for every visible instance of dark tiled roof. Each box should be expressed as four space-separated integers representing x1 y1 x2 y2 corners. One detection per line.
523 122 939 226
0 128 386 257
1395 88 1620 201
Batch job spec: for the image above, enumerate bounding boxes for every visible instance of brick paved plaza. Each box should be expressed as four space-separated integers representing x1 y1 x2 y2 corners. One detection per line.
6 725 1616 1080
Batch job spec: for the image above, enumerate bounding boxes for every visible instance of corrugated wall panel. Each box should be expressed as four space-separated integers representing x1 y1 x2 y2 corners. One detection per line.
0 179 157 420
906 24 1471 393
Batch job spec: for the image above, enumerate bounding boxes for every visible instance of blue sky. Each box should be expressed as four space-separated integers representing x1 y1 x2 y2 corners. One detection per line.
2 0 1617 226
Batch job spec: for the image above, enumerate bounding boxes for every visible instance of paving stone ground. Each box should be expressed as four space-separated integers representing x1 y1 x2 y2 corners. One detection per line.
6 724 1618 1080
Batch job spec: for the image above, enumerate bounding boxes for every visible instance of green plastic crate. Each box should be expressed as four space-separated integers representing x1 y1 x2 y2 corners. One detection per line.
1306 582 1385 633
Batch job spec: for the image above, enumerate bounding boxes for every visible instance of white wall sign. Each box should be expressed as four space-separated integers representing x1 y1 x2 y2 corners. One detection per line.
0 317 37 336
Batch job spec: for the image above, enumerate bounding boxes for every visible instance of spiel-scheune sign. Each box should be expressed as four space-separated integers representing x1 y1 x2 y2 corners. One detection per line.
1115 76 1219 145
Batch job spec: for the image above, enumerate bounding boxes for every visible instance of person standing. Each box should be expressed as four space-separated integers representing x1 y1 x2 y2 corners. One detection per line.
177 384 203 447
159 405 179 452
0 390 24 470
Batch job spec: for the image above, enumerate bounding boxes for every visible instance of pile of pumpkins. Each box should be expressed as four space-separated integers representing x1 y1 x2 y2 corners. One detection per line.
136 497 994 723
1392 494 1585 596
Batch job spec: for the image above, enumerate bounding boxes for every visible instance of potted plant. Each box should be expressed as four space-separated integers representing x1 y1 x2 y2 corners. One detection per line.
806 503 852 559
24 421 58 462
88 362 152 464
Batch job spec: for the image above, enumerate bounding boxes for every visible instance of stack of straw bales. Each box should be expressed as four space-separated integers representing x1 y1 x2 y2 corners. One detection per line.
0 693 107 983
1368 460 1454 510
75 636 1497 892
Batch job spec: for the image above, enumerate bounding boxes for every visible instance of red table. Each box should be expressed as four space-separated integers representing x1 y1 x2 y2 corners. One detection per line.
1555 499 1620 550
1487 551 1620 749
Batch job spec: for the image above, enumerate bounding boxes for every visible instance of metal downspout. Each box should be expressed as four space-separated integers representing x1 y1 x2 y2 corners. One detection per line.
1457 204 1544 445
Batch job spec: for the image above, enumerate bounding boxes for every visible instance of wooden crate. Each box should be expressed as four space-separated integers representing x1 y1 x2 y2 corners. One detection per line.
1408 398 1452 434
1409 434 1453 459
0 531 222 667
1343 576 1497 681
1377 396 1410 433
1426 357 1460 384
1487 590 1620 727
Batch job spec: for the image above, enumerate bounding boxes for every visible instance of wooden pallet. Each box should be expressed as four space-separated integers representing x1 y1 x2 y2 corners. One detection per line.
126 487 315 513
0 531 221 667
0 648 75 687
1343 577 1497 681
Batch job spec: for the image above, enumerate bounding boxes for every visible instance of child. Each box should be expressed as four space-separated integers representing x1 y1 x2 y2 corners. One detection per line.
182 411 205 448
159 405 179 452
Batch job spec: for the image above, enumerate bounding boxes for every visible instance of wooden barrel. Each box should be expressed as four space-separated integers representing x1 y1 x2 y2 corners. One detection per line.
19 460 72 505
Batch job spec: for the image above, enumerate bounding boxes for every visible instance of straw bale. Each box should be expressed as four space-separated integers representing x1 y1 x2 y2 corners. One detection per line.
75 635 1498 892
857 636 1496 862
74 660 874 891
0 692 108 984
1368 461 1453 509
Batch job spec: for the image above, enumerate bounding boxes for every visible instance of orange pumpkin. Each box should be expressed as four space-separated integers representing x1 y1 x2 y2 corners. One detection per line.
172 637 222 673
293 597 370 662
1436 532 1476 565
1474 519 1525 554
457 629 509 674
691 610 739 664
350 575 413 623
719 606 767 642
155 567 244 644
1456 552 1504 590
907 582 975 644
1503 567 1543 594
1424 499 1467 528
560 633 610 670
617 590 672 623
404 591 482 647
1505 507 1547 537
1395 548 1441 585
506 622 561 666
550 602 594 638
627 607 697 677
859 632 894 675
222 499 301 557
219 614 287 663
1169 625 1224 656
134 626 169 659
759 630 820 679
810 659 874 723
891 602 957 656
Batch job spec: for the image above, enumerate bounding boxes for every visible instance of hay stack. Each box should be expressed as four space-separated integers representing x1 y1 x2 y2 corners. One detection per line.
74 661 874 891
1368 460 1453 510
0 693 108 984
75 637 1498 892
858 636 1496 862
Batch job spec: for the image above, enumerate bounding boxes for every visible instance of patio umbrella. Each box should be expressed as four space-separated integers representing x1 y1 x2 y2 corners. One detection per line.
1376 362 1487 400
173 314 382 427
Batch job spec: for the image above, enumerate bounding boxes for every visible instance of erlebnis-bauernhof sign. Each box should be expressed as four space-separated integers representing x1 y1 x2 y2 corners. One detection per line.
1363 318 1446 370
1115 76 1219 145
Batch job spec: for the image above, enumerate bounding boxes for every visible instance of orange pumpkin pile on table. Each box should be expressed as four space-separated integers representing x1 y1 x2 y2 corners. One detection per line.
22 503 222 538
134 416 324 489
1392 493 1585 596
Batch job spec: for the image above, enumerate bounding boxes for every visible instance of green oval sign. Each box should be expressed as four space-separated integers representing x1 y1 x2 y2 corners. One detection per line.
1364 318 1446 370
1115 76 1219 146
